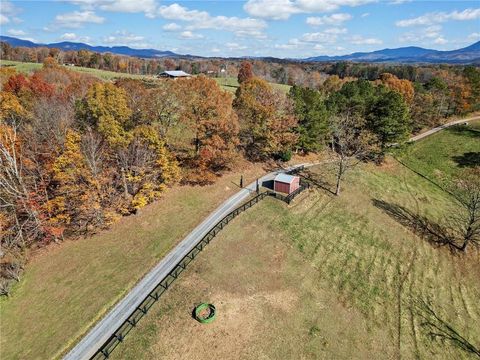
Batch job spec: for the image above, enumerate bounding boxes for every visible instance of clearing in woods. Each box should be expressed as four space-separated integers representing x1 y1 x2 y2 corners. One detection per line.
113 124 480 360
0 60 291 94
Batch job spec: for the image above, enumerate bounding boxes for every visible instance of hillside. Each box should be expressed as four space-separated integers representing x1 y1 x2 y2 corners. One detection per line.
114 124 480 360
1 123 478 360
305 41 480 64
1 35 479 64
0 35 180 59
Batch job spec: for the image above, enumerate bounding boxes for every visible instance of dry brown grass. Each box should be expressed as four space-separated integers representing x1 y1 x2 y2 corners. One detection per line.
0 162 270 360
114 158 480 360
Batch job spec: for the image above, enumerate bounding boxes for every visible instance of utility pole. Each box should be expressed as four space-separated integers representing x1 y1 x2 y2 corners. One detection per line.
240 175 243 188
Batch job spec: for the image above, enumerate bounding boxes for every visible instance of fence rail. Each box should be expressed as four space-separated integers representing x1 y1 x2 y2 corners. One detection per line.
91 191 270 359
90 173 311 359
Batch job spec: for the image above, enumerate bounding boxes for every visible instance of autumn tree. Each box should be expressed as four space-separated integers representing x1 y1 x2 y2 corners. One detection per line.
328 113 379 196
45 129 100 237
237 61 254 84
448 168 480 252
377 73 414 103
115 79 147 124
141 81 183 139
116 125 179 209
288 85 329 153
77 82 132 147
178 76 240 177
234 78 297 160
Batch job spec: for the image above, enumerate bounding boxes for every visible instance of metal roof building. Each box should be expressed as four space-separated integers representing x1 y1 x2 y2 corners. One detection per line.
274 174 300 194
158 70 191 78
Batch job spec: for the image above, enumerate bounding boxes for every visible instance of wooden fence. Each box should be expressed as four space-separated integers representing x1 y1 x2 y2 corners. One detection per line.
90 177 311 359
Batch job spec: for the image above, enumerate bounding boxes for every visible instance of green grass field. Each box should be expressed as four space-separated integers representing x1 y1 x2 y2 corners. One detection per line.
0 60 150 81
0 124 478 360
214 76 291 94
112 127 480 359
397 122 480 187
0 164 266 360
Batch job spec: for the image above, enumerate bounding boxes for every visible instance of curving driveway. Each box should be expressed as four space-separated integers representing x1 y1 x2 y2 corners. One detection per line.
63 164 309 360
408 116 480 142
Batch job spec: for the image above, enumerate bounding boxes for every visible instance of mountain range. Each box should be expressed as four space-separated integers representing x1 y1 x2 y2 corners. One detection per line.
304 41 480 64
1 35 479 64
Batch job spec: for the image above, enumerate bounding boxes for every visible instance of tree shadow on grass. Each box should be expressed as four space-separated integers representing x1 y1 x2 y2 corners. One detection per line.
372 199 463 252
449 124 480 138
412 298 480 358
298 168 336 196
452 152 480 168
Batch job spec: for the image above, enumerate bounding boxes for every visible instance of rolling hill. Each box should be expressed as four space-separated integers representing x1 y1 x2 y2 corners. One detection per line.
1 35 479 63
304 41 480 63
0 35 179 58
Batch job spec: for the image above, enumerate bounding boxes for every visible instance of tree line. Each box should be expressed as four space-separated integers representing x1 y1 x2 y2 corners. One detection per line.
1 58 478 294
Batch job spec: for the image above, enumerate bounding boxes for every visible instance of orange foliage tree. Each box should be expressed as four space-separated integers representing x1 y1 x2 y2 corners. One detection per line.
237 61 254 84
178 76 240 179
233 78 297 160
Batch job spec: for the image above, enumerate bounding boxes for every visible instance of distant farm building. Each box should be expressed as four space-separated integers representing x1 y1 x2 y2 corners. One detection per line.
274 174 300 194
158 70 191 79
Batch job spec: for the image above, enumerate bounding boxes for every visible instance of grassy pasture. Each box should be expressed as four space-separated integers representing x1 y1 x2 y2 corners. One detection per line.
397 122 480 186
214 76 291 94
113 128 480 359
0 61 291 94
0 164 268 360
0 60 150 81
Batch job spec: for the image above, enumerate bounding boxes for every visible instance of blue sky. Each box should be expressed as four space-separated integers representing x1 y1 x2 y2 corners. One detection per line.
0 0 479 57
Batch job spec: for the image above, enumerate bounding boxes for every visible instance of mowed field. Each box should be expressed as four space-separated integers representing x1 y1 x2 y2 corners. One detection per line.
0 59 150 81
214 76 291 94
0 163 269 360
113 125 480 360
0 60 291 94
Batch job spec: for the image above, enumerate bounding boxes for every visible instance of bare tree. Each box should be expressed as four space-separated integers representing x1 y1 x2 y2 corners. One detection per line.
329 113 379 196
449 168 480 252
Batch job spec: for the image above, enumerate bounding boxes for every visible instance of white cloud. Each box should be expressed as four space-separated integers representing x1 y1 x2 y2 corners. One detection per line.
53 11 105 28
399 25 445 44
396 8 480 27
301 32 336 43
361 12 369 18
7 29 26 36
306 13 352 26
65 0 158 17
0 14 9 25
350 35 382 45
163 23 182 32
389 0 411 4
1 0 22 24
235 30 268 39
226 42 248 51
157 4 267 38
468 32 480 41
103 31 149 47
99 0 157 17
60 32 78 40
433 37 448 45
324 27 347 34
59 32 92 43
158 4 209 22
244 0 301 20
244 0 375 20
180 31 204 39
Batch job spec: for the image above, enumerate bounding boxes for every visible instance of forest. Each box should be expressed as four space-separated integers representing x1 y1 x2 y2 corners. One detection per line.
1 51 479 295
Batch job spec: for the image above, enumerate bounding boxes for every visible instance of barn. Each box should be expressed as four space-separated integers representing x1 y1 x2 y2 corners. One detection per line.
158 70 191 79
274 174 300 194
